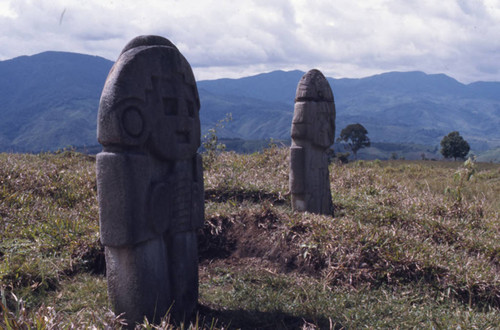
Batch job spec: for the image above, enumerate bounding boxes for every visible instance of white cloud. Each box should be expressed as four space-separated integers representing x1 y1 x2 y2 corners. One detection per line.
0 1 17 18
0 0 499 83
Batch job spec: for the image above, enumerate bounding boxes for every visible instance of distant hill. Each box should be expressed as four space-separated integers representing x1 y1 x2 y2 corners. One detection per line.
198 71 500 151
0 51 499 154
0 51 112 152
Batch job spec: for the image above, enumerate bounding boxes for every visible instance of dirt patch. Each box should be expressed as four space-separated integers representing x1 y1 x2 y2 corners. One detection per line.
198 208 319 276
205 188 286 205
70 239 106 275
197 209 500 310
198 215 238 260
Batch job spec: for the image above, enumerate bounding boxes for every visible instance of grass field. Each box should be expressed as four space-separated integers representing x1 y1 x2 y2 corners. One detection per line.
1 147 499 329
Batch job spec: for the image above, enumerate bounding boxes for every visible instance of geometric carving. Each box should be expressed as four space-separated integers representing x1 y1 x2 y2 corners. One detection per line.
122 106 144 137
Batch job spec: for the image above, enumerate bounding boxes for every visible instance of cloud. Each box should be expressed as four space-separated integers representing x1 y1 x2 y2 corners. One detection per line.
0 0 499 83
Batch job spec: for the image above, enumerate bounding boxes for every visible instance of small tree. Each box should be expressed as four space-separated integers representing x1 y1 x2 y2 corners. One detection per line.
337 123 370 160
440 131 470 161
202 113 232 169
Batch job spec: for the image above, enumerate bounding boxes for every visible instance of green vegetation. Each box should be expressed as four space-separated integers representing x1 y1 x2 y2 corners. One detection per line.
1 148 499 328
202 113 233 170
337 124 371 160
441 131 471 160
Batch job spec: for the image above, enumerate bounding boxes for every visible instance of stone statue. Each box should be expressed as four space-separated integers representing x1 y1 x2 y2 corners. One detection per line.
289 69 335 216
96 35 203 326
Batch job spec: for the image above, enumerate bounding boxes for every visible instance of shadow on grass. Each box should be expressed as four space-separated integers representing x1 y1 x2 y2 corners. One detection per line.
196 304 341 330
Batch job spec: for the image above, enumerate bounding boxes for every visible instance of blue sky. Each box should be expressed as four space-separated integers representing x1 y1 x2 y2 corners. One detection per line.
1 0 499 83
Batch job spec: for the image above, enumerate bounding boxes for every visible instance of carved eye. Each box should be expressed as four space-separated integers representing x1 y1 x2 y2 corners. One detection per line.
122 106 144 137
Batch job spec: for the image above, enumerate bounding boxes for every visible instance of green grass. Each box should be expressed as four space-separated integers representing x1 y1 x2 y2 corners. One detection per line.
1 147 499 328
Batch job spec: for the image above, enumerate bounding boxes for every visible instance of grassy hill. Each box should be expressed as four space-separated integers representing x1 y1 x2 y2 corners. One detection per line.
1 148 499 328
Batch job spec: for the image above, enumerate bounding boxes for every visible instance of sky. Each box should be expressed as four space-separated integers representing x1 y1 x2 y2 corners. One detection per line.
1 0 499 83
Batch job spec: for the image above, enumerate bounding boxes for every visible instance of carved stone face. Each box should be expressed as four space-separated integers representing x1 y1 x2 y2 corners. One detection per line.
295 69 334 103
98 38 200 160
291 69 335 148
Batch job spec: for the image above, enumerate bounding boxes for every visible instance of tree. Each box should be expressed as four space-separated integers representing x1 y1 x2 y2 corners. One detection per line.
337 123 371 159
440 131 470 160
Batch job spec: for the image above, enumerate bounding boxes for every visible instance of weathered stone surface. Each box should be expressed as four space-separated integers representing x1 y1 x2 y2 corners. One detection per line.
289 69 335 215
96 35 203 326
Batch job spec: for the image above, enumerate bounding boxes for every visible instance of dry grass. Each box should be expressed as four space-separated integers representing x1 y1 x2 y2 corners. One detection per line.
1 147 499 328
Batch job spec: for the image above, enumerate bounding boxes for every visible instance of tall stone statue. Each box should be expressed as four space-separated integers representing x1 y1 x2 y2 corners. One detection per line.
96 35 204 326
289 69 335 216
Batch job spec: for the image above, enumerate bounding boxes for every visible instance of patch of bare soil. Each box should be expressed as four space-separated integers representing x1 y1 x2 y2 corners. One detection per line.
198 207 318 277
197 208 500 311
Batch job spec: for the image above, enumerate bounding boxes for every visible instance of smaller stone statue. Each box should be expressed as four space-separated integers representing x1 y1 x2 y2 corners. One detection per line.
289 69 335 216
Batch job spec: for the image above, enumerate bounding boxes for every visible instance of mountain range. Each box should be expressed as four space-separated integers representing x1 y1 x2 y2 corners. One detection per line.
0 51 499 155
